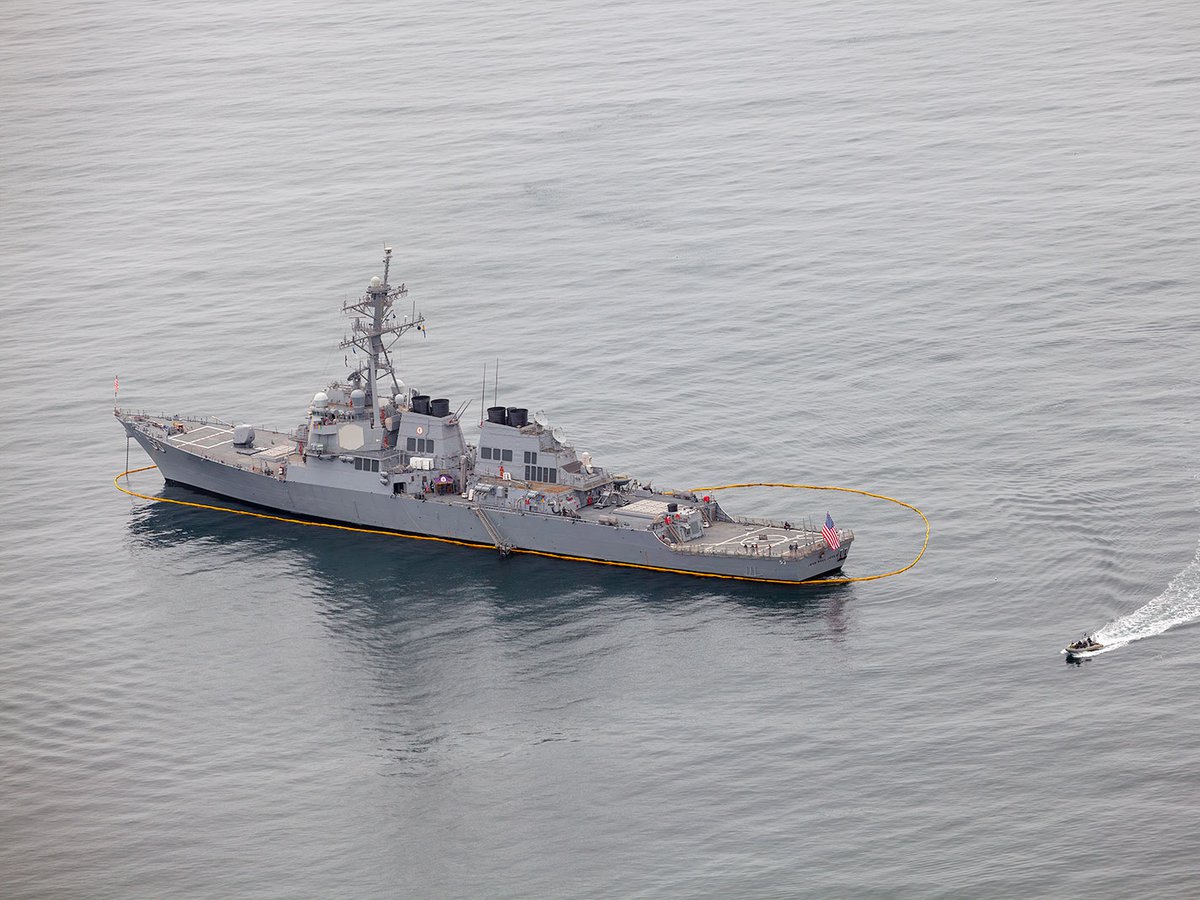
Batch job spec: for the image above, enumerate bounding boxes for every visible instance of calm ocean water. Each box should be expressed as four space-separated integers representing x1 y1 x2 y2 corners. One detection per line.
4 0 1200 896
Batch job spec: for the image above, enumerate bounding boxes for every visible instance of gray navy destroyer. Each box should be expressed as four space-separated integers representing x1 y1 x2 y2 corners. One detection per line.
116 248 853 584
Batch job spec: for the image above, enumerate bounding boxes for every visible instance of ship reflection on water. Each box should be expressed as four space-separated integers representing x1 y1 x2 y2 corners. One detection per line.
123 484 853 779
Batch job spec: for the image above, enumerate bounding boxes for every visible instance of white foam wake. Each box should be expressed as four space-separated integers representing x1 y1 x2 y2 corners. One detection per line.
1092 538 1200 652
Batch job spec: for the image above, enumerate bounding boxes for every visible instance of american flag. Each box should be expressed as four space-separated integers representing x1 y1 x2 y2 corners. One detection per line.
821 512 840 551
113 375 119 395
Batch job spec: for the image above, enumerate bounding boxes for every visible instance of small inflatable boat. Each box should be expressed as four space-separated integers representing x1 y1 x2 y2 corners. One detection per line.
1064 635 1104 656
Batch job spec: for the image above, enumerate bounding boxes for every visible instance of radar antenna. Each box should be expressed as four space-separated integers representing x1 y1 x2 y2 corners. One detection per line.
338 246 425 426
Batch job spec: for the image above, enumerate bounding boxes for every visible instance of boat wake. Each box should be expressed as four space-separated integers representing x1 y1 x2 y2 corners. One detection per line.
1090 538 1200 654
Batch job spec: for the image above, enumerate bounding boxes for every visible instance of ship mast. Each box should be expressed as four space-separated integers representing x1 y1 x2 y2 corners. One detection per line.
339 247 424 426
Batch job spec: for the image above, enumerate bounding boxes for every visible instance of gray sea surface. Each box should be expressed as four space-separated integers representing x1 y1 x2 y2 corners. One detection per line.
3 0 1200 896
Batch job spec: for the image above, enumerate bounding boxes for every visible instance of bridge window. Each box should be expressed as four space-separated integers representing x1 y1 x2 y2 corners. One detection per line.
502 449 513 461
482 447 493 460
523 465 558 483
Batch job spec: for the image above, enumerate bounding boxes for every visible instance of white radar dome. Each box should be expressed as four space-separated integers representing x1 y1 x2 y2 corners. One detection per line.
370 276 382 289
312 391 329 409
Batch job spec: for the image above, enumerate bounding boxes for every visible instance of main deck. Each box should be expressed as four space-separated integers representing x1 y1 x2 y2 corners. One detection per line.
121 412 296 473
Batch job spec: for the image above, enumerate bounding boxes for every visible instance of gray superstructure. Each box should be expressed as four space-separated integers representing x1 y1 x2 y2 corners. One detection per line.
116 249 853 584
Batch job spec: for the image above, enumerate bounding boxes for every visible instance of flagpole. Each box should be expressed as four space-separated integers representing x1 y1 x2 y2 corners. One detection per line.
115 374 130 481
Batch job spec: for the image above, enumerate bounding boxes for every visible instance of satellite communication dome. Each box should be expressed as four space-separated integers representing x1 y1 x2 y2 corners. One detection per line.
312 391 329 409
370 276 382 289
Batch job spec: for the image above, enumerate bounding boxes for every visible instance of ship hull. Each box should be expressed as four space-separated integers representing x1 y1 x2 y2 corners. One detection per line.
123 424 850 585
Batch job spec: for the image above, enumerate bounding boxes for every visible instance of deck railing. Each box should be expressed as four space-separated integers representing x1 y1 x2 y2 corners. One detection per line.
118 408 296 439
667 529 854 560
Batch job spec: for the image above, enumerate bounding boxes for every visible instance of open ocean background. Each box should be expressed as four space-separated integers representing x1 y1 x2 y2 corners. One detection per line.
3 1 1200 896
